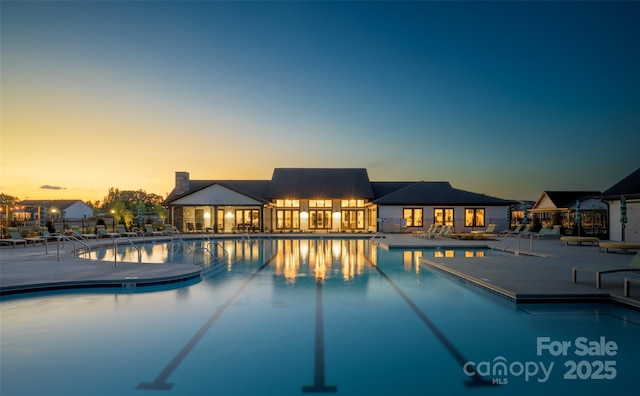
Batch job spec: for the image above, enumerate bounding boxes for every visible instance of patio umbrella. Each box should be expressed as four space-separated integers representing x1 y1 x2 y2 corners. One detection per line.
574 200 582 237
523 207 529 224
137 202 143 227
620 195 627 242
506 206 512 229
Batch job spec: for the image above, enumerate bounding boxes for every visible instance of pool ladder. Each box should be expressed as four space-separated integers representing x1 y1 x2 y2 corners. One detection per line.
488 232 532 255
113 237 142 266
55 235 92 261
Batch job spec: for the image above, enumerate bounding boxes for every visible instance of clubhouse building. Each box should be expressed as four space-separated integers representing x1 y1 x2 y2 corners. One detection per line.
165 168 515 234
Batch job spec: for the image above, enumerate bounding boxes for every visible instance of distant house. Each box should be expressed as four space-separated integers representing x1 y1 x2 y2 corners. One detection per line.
165 168 516 233
509 200 535 227
530 191 606 236
20 199 93 224
599 168 640 242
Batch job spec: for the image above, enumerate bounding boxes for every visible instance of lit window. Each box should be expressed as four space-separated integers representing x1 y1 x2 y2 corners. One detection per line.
276 199 299 208
341 199 365 207
434 208 454 226
465 208 485 227
403 208 423 227
309 199 331 208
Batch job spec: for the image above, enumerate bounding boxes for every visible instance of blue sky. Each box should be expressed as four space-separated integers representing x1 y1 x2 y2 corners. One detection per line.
1 1 638 202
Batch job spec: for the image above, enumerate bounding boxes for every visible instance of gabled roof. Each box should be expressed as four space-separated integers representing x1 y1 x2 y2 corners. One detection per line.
166 180 270 204
370 182 415 200
18 199 87 210
538 191 602 209
372 181 515 206
599 168 640 199
533 191 600 210
266 168 374 199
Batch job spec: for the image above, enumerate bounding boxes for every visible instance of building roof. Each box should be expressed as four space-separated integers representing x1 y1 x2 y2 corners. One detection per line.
18 199 87 210
266 168 374 199
599 168 640 199
370 182 415 200
372 181 515 206
538 191 602 209
166 180 271 204
165 168 516 207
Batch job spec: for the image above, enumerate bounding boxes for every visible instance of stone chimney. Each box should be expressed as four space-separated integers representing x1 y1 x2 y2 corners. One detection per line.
175 171 190 195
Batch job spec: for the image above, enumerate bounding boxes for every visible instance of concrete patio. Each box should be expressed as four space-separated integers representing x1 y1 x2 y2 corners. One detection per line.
1 233 638 310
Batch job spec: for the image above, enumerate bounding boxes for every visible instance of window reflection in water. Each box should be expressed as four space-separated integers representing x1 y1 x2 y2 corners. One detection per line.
272 239 366 283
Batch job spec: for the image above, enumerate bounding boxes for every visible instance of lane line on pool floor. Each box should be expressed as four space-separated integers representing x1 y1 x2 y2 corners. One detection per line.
362 253 495 388
302 278 338 393
137 252 277 391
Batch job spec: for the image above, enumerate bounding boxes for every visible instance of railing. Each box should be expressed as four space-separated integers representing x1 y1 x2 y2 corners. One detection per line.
192 246 218 264
488 231 533 255
114 237 141 266
206 241 229 259
55 235 92 261
131 227 146 242
242 232 251 243
170 235 192 252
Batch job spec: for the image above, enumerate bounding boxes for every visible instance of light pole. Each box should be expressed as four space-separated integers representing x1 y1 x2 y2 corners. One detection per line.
51 208 57 231
111 209 116 232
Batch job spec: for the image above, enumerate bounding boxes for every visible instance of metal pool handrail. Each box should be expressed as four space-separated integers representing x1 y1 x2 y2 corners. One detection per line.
206 241 229 258
114 237 141 266
488 232 532 255
56 235 92 261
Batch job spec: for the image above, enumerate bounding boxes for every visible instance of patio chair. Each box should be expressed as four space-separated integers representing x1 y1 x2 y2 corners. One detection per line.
70 226 97 240
39 227 62 241
436 225 453 238
471 224 496 235
499 224 525 236
572 252 640 289
3 227 28 248
96 225 120 239
116 225 137 237
144 224 163 236
164 224 180 235
533 226 561 239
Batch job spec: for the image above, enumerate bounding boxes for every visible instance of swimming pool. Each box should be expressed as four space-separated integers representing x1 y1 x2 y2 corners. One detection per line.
1 238 639 395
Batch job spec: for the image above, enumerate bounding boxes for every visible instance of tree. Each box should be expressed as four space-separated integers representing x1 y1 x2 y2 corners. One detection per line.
0 193 19 207
101 188 166 225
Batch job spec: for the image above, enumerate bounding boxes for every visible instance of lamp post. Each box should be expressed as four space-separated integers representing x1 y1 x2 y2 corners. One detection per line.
51 208 57 232
111 209 116 232
0 207 5 237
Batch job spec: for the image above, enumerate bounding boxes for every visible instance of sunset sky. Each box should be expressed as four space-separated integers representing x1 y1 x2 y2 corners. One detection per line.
1 1 639 203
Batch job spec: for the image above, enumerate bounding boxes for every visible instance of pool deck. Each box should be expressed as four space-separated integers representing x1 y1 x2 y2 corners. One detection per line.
1 233 639 309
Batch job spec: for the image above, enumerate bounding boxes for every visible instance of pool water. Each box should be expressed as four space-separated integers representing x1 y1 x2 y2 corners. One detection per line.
1 239 639 395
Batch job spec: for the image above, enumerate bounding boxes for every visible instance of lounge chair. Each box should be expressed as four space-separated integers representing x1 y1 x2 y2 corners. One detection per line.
96 225 120 239
10 227 45 245
144 224 163 236
436 225 453 238
471 224 496 235
413 224 435 238
533 226 561 239
39 228 62 241
116 225 137 237
70 226 97 240
164 224 180 235
499 224 525 236
572 252 640 289
2 227 28 247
